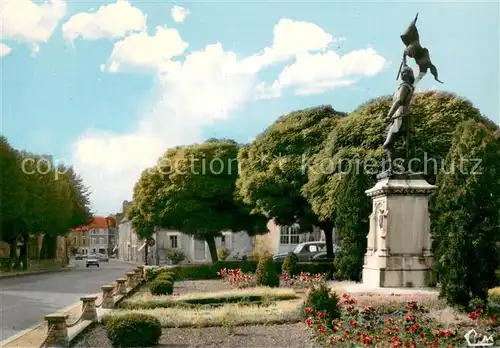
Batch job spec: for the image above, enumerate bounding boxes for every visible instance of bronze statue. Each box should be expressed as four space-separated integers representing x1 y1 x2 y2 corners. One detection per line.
383 57 415 169
398 13 443 85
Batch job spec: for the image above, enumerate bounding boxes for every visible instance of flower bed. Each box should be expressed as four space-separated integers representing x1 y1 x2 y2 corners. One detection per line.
306 293 499 347
217 267 327 290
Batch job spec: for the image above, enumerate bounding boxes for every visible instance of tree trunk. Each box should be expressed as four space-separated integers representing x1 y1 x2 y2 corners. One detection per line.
145 245 148 265
317 221 335 258
19 234 29 270
206 236 218 263
9 240 17 270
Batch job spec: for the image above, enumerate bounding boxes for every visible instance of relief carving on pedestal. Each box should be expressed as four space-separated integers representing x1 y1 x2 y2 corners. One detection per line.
374 200 389 254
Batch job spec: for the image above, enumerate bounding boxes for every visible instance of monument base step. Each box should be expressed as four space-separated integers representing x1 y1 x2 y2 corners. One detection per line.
362 266 436 288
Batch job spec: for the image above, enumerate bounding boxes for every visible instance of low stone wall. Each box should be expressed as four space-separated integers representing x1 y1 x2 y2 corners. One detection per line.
0 265 146 348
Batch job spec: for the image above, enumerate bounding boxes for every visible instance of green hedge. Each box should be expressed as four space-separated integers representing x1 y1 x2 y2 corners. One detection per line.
149 280 174 295
167 260 334 280
106 313 162 347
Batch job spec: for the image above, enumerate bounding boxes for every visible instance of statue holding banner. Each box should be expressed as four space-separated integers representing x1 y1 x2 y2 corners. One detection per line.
381 13 443 174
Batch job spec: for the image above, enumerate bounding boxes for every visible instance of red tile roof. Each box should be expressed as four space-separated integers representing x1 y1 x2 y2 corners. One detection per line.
88 216 110 229
69 216 109 232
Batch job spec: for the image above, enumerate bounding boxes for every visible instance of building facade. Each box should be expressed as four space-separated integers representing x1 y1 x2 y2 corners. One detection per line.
68 217 111 255
115 200 257 265
117 201 146 263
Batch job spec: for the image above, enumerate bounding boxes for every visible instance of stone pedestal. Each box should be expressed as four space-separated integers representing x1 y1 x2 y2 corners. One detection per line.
116 278 127 295
80 296 98 322
126 272 136 289
362 173 437 288
44 313 69 347
101 285 115 309
134 268 143 283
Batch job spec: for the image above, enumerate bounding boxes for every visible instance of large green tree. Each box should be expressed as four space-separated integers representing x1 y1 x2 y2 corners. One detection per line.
303 91 497 281
430 120 500 308
236 106 346 257
131 139 268 262
0 138 92 267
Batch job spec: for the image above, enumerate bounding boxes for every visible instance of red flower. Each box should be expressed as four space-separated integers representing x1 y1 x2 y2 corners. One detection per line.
317 312 327 319
305 318 313 325
304 307 312 314
342 293 349 298
319 325 326 334
475 307 484 314
469 312 477 320
492 313 498 320
404 314 416 322
364 336 373 345
349 321 357 328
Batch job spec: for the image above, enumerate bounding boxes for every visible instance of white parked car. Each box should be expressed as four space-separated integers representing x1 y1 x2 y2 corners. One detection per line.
86 254 100 268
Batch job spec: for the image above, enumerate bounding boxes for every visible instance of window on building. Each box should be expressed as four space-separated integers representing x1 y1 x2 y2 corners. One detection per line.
280 225 300 244
100 237 105 245
169 235 178 249
220 233 232 249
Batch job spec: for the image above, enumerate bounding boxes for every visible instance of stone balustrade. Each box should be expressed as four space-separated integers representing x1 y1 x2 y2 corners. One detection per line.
41 268 143 347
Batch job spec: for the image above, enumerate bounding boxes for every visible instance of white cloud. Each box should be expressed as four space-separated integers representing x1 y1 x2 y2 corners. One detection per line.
264 48 389 96
0 43 12 56
62 0 146 41
102 26 188 72
71 18 388 214
0 0 67 53
171 5 189 23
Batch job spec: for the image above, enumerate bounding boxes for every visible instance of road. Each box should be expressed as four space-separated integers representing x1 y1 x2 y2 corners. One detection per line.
0 259 135 342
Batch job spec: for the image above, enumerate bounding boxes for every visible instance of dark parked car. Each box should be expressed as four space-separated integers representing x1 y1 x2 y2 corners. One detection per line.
311 244 342 261
272 241 326 262
75 253 83 260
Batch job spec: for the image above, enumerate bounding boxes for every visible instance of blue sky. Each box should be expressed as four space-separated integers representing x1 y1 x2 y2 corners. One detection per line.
1 0 498 215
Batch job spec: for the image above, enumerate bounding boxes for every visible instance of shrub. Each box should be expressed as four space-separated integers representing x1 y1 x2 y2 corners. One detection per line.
217 248 230 261
303 282 341 325
255 255 280 287
282 252 299 276
106 313 162 347
430 121 500 308
248 250 262 262
156 272 175 283
149 279 174 295
145 266 172 282
167 249 186 264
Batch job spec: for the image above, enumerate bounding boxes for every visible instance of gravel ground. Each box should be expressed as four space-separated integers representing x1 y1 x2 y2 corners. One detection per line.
72 323 320 348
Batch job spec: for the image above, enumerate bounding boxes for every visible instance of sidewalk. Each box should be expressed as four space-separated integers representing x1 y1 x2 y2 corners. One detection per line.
0 264 75 279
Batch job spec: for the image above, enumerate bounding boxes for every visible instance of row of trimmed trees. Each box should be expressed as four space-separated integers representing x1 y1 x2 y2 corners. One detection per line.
129 91 500 308
0 136 92 270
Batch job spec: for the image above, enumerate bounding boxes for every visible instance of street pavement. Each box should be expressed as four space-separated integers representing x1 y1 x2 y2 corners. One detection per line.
0 259 135 342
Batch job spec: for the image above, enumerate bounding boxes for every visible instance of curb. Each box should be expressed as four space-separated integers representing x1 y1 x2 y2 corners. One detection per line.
0 267 74 280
